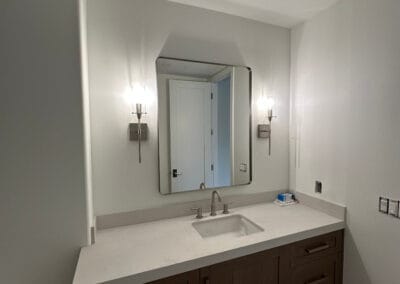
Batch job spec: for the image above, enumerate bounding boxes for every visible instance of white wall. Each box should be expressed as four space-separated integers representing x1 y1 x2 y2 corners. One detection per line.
0 0 88 283
291 0 400 282
87 0 290 215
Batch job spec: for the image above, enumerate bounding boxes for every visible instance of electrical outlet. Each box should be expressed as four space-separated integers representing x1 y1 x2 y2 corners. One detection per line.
315 181 322 194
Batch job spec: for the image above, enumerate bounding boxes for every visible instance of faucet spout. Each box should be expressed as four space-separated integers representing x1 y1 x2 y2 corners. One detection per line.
210 190 222 216
213 191 222 202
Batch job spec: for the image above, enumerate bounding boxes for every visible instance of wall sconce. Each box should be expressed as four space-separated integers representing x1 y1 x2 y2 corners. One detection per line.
127 84 150 163
257 97 276 155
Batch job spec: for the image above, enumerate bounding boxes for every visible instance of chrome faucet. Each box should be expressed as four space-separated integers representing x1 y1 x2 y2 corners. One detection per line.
199 182 206 190
210 190 222 216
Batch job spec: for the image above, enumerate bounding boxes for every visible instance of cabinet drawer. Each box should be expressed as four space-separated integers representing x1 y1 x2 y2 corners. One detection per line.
290 253 341 284
290 230 343 266
200 249 280 284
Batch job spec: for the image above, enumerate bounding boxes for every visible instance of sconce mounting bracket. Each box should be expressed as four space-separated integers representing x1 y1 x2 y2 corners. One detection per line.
257 124 271 139
129 123 148 141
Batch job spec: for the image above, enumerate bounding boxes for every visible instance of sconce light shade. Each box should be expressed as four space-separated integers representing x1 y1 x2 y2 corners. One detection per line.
126 83 151 164
257 96 276 156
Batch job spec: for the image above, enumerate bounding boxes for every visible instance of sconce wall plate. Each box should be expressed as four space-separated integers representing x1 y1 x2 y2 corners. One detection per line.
258 124 270 139
129 123 148 141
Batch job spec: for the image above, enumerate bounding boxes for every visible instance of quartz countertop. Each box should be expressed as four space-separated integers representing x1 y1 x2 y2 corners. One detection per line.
73 202 345 284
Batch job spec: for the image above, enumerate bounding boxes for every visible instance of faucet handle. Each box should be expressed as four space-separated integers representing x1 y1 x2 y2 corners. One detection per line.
191 207 203 219
222 203 232 214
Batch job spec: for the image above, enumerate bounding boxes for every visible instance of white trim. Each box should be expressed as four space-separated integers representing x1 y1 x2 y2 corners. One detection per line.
230 68 235 184
211 83 219 186
210 66 233 82
78 0 94 245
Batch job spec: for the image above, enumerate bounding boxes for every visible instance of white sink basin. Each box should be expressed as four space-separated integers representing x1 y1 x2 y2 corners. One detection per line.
192 214 264 239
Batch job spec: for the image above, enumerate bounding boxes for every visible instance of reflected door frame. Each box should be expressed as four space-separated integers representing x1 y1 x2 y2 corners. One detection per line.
169 80 213 192
210 67 234 186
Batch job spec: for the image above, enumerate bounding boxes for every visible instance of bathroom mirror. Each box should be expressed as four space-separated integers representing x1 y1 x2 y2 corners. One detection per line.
157 57 252 194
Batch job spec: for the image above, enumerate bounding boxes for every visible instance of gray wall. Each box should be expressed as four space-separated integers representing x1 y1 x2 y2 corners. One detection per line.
87 0 291 215
0 1 88 283
291 0 400 282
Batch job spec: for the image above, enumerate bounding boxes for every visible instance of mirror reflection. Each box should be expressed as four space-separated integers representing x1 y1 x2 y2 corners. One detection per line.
157 58 251 194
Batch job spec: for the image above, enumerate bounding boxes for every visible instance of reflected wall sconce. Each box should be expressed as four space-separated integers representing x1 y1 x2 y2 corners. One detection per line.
257 97 276 155
128 84 150 163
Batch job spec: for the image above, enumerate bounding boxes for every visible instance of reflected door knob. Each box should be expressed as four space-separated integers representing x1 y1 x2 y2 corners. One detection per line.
172 169 182 178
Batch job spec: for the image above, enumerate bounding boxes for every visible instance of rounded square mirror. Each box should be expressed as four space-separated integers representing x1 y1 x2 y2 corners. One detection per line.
157 57 252 194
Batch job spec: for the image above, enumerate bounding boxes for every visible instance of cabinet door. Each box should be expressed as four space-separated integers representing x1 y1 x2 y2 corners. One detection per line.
200 249 280 284
147 269 199 284
290 253 342 284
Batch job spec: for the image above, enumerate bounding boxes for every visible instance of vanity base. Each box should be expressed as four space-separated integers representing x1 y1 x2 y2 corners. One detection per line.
148 230 343 284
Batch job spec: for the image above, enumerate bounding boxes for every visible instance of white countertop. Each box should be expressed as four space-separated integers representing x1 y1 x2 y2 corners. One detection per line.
73 203 345 284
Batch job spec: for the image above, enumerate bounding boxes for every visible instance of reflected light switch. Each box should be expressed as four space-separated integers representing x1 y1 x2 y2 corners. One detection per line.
379 197 389 214
389 200 399 217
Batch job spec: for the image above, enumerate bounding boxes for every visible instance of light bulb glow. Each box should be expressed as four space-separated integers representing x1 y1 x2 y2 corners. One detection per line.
257 96 275 112
266 97 275 111
124 83 154 107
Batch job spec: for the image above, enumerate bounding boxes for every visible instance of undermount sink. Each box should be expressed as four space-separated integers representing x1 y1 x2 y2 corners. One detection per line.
192 214 264 239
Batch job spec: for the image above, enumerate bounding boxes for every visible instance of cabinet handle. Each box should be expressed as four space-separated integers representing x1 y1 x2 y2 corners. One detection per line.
305 243 330 254
306 275 328 284
203 277 210 284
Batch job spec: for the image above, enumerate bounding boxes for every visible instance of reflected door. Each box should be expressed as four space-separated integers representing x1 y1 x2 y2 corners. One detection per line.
169 80 212 192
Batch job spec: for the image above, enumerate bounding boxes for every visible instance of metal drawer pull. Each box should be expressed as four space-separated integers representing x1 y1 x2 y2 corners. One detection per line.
305 243 330 254
204 277 210 284
306 275 328 284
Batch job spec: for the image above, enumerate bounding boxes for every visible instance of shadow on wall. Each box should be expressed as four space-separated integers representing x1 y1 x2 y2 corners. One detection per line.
159 34 246 66
343 227 372 284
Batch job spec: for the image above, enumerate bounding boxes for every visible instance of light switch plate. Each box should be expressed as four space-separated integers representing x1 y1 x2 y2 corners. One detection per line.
239 163 248 172
388 200 399 217
379 197 389 214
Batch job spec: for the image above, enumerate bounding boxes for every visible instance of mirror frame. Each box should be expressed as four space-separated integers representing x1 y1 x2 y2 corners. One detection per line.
156 56 253 194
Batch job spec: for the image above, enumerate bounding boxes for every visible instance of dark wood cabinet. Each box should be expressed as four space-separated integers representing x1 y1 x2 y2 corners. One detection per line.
289 253 342 284
283 230 343 284
147 230 344 284
147 270 199 284
199 248 280 284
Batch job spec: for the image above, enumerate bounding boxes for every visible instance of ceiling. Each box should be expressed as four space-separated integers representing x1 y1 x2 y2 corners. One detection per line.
168 0 339 28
